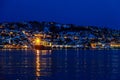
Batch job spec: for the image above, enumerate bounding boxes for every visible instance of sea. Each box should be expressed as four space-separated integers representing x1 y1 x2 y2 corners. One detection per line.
0 49 120 80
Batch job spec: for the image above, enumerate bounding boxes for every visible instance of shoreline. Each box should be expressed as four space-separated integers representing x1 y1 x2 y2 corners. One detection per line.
0 48 120 50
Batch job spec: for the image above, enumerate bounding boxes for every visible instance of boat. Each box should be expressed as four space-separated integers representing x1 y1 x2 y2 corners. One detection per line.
33 38 52 50
34 45 51 50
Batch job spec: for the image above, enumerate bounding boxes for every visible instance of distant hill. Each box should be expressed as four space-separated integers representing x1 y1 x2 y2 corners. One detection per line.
0 21 120 49
0 21 119 38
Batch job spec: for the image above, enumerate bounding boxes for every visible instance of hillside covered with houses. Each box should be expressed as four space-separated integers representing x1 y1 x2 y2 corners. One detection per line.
0 21 120 49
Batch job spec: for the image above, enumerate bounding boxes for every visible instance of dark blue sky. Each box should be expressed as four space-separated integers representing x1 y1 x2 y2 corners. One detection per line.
0 0 120 29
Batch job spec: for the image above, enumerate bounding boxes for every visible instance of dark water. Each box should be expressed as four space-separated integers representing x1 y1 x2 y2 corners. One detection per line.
0 49 120 80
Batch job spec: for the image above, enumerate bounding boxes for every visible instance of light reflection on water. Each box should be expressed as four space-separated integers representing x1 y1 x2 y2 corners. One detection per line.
35 50 52 80
0 50 120 80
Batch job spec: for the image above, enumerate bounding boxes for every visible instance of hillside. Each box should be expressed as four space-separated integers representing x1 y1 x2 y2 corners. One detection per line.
0 21 120 49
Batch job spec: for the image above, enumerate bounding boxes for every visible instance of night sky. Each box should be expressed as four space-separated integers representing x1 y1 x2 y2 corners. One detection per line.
0 0 120 29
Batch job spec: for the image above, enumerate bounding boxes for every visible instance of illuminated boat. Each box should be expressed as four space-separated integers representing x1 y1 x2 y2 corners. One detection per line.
33 38 52 50
34 45 51 50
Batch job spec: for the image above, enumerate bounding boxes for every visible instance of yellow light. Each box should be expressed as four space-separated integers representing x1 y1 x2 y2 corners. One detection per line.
35 38 41 45
50 43 52 46
24 45 28 49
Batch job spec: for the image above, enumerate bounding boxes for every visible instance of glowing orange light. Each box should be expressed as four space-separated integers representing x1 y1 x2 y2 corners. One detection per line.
35 38 41 45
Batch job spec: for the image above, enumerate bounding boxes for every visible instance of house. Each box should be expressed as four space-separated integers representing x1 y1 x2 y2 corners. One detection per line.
110 42 120 48
91 42 104 49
